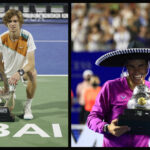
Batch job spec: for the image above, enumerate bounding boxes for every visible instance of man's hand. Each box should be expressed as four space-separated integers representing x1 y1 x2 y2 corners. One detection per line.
108 119 131 137
8 72 20 85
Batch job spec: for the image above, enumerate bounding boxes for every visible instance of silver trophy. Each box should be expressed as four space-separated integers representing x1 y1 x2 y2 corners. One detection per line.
127 84 150 110
0 84 15 121
118 84 150 134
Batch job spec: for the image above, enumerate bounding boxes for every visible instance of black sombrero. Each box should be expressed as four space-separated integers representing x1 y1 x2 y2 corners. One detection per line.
95 40 150 67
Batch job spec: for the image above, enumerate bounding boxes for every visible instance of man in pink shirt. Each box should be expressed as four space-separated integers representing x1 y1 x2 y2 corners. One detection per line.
87 41 150 147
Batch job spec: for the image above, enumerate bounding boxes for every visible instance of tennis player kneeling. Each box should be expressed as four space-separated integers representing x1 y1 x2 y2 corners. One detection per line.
0 9 37 120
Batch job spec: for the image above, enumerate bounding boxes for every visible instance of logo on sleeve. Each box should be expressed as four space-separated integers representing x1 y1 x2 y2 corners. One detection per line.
19 46 24 49
121 95 126 100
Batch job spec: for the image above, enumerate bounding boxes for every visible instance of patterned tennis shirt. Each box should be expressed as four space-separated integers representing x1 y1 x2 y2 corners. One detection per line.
0 29 36 78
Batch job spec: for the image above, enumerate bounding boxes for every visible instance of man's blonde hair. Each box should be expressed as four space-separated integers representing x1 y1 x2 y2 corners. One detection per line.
3 9 24 27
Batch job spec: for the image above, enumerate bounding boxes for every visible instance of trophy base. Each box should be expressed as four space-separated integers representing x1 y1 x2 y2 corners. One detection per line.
0 107 15 122
118 109 150 135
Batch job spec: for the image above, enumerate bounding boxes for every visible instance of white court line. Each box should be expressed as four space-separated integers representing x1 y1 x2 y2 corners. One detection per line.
35 40 68 43
37 74 68 77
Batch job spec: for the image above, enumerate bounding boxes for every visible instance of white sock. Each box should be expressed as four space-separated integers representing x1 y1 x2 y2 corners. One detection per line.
25 99 33 109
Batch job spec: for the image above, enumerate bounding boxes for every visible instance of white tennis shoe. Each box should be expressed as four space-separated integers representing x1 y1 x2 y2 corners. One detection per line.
24 105 33 120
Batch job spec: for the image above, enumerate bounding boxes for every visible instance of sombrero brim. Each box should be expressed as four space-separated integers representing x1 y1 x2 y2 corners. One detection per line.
95 48 150 67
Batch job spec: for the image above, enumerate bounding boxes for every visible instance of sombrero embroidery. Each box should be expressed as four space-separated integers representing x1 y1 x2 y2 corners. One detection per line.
95 48 150 67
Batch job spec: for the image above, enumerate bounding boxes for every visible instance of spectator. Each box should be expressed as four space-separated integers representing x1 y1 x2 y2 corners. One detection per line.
87 5 102 28
120 4 133 27
126 17 138 41
84 75 101 122
72 20 87 52
87 24 103 51
113 25 131 49
72 4 88 52
100 18 115 50
136 26 148 46
76 69 93 124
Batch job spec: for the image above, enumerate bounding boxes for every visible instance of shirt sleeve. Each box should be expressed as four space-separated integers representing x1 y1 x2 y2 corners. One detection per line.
87 81 111 134
27 32 36 52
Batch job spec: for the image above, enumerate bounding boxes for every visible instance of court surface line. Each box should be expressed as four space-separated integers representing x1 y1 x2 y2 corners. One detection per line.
37 74 68 76
35 40 68 43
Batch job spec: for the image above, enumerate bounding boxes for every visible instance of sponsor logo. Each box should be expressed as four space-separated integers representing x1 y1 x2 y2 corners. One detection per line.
121 95 126 100
0 123 62 138
18 46 24 49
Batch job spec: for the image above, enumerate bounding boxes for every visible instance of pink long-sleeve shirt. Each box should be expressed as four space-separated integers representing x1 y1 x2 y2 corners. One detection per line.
87 77 150 147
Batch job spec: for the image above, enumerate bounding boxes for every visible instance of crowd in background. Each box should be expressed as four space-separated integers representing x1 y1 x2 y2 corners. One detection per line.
71 3 150 52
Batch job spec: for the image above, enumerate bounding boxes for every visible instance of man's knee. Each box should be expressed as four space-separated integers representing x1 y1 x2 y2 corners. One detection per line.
24 69 37 82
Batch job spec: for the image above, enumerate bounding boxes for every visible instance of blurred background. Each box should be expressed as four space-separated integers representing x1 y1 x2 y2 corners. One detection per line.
71 3 150 147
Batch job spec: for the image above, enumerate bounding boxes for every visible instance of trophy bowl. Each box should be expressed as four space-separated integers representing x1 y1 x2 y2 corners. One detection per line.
0 86 15 122
118 84 150 135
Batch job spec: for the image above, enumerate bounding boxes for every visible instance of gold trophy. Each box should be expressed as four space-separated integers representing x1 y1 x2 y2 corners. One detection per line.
118 84 150 134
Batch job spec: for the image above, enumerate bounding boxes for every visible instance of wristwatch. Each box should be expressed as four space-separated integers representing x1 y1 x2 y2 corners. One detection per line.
18 69 25 76
103 124 109 133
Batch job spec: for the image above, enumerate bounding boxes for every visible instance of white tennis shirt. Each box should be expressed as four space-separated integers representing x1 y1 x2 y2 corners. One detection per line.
0 29 36 78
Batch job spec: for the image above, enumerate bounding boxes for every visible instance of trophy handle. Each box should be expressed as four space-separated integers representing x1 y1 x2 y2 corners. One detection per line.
4 92 15 112
9 92 15 112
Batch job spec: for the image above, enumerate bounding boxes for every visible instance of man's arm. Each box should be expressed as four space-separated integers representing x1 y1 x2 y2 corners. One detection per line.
22 51 35 73
8 51 35 85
